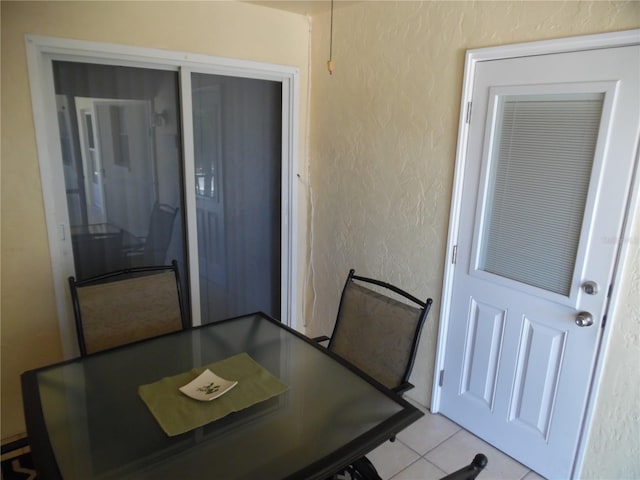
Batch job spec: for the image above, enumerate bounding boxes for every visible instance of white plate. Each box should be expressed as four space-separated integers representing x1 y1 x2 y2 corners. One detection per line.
179 369 238 401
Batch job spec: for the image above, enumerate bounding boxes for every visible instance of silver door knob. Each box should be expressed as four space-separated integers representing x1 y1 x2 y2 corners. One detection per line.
575 311 594 327
582 281 599 295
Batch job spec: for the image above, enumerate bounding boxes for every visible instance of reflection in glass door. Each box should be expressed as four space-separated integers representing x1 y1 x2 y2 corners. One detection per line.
54 62 283 325
53 61 187 294
191 73 282 323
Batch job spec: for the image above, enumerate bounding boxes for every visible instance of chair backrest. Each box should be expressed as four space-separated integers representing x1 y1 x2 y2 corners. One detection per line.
68 260 186 356
143 203 178 264
329 269 433 393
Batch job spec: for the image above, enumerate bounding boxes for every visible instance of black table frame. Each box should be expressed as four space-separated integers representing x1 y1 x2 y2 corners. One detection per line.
22 312 423 480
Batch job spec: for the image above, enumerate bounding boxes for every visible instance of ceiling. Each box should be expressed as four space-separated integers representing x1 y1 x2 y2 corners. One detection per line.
244 1 358 16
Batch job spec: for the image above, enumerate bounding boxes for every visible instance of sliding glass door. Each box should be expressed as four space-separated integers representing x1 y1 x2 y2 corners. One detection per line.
32 38 298 353
191 73 282 323
53 62 284 323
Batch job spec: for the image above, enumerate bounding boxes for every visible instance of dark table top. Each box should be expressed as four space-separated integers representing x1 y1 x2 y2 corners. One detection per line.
22 312 423 479
70 222 141 249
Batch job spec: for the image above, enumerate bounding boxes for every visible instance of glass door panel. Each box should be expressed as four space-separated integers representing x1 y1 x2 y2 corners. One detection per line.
191 73 282 323
53 61 187 297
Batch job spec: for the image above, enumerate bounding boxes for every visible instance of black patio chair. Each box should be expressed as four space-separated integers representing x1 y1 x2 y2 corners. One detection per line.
331 453 488 480
316 268 433 394
68 260 186 356
440 454 488 480
318 269 433 480
125 202 178 267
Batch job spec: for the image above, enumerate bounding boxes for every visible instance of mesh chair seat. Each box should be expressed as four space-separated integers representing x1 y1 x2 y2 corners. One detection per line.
325 269 433 394
321 269 433 480
69 260 186 356
323 273 489 480
331 282 425 390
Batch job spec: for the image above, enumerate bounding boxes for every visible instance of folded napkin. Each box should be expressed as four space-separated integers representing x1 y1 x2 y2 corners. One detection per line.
138 352 288 436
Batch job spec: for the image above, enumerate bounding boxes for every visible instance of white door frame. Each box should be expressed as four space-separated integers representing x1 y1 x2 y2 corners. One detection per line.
25 34 300 357
432 29 640 478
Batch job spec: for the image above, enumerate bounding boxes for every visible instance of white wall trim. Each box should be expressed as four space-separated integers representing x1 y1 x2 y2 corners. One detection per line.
25 34 298 79
25 36 78 356
26 34 300 356
431 28 640 478
178 67 202 327
282 75 301 333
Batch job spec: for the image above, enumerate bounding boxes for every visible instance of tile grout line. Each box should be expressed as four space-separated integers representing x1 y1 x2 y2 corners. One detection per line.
388 456 425 480
397 410 538 480
395 437 424 457
420 425 463 458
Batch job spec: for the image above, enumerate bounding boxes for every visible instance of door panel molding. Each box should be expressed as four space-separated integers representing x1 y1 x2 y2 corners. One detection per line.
509 318 566 440
432 29 640 479
461 298 505 409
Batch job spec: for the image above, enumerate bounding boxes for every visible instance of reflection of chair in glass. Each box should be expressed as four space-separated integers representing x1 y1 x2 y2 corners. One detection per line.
126 203 178 267
71 227 124 281
68 260 186 356
317 268 433 394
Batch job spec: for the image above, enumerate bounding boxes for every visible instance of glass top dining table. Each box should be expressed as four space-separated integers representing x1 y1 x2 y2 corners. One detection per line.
22 312 423 480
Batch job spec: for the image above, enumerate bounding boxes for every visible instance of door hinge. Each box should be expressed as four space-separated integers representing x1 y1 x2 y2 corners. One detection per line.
451 245 458 264
439 369 445 387
465 101 472 124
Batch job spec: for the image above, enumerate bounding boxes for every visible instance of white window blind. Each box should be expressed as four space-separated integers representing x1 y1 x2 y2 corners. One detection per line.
480 93 604 296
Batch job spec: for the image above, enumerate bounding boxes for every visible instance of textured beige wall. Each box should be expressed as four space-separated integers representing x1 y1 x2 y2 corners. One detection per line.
585 214 640 479
0 0 310 440
306 1 639 478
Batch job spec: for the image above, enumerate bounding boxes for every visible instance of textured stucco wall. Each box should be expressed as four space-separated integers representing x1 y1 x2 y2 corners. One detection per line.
306 1 639 478
0 0 310 440
584 214 640 479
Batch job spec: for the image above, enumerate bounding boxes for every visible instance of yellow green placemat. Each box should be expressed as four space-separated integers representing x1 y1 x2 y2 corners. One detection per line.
138 352 288 436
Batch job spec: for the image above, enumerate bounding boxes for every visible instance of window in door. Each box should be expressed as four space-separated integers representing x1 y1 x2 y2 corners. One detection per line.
479 93 604 296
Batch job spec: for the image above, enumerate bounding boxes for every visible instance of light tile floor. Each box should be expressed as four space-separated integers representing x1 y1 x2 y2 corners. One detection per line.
367 400 547 480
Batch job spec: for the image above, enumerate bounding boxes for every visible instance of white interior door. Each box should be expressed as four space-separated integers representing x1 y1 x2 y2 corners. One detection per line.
436 42 639 479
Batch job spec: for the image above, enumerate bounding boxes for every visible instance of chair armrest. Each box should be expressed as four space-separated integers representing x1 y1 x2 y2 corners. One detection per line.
439 454 488 480
392 382 414 395
311 335 330 344
1 437 29 455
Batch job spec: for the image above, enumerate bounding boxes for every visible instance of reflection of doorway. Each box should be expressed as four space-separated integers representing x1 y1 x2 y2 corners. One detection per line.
75 98 155 235
193 85 226 287
95 100 155 238
77 106 105 223
191 73 282 324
